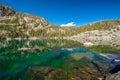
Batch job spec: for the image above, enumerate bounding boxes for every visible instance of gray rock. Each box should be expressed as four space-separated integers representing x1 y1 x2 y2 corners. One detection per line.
70 30 120 48
106 72 120 80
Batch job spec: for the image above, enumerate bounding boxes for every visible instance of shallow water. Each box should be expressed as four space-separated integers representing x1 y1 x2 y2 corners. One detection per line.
0 39 120 80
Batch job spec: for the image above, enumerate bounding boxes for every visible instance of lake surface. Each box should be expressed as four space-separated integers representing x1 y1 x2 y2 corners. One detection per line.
0 39 120 80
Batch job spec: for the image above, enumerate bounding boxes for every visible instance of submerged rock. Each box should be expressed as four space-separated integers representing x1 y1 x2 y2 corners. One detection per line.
92 61 110 72
25 66 67 80
110 65 120 74
106 71 120 80
25 66 104 80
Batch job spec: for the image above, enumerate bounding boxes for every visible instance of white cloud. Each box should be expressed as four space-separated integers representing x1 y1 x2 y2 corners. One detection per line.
60 22 76 27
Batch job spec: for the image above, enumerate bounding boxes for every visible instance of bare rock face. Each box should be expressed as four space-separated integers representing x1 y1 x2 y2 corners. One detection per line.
0 4 49 28
0 4 15 16
0 4 50 38
70 30 120 48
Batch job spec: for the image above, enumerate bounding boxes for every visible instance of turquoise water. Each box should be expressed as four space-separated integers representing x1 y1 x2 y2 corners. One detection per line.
0 39 120 80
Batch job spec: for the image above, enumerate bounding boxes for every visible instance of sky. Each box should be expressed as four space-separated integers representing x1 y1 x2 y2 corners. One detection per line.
0 0 120 26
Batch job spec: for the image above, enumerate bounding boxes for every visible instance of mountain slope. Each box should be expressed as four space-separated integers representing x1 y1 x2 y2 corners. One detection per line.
0 4 49 38
0 4 120 49
69 20 120 48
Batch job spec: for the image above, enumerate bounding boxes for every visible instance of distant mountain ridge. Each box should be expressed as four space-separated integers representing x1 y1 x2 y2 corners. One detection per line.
0 4 120 49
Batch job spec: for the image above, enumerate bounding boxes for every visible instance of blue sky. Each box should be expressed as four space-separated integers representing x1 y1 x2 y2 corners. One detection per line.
0 0 120 26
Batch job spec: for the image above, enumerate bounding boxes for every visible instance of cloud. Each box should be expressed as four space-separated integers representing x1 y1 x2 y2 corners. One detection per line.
60 22 76 27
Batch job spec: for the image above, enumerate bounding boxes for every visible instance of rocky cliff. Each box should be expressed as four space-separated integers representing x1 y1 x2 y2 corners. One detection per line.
69 20 120 48
0 4 49 38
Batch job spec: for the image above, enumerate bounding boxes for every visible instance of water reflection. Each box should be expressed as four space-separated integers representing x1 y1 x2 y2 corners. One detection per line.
0 39 120 80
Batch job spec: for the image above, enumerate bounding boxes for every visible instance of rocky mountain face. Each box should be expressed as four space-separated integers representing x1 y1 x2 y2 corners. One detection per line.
69 20 120 48
0 4 49 38
0 4 15 16
70 30 120 48
0 4 120 49
0 5 74 39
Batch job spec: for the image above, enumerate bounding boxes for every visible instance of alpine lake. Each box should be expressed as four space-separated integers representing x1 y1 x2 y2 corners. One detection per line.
0 39 120 80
